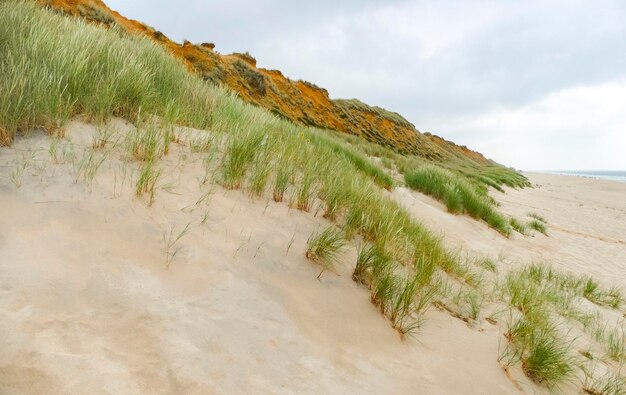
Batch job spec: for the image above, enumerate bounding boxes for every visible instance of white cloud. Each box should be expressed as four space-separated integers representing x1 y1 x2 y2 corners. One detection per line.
436 79 626 170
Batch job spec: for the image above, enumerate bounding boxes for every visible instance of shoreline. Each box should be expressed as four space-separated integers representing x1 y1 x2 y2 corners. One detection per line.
524 170 626 184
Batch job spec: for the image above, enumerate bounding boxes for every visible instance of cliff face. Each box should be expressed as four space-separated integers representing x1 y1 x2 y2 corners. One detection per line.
39 0 489 164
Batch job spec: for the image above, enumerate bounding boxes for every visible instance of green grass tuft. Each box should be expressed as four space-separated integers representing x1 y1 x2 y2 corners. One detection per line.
520 322 574 386
509 217 528 235
528 219 548 235
305 226 347 278
528 212 547 224
220 132 264 189
404 166 511 236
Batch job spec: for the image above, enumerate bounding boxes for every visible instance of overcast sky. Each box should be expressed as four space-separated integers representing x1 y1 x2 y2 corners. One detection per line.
106 0 626 170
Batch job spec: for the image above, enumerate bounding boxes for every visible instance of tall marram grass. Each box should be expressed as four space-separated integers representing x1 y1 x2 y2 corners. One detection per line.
0 1 216 144
404 166 511 235
305 132 394 190
0 1 448 336
501 270 575 388
305 226 347 278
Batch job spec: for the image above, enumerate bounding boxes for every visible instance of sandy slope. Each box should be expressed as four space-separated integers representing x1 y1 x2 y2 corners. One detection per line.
0 121 624 394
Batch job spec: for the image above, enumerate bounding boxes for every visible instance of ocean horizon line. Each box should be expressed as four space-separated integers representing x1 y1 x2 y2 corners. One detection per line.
528 170 626 183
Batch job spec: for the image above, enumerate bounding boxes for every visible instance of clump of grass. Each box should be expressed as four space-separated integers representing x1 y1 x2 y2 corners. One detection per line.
581 363 626 395
388 273 434 335
472 166 531 189
528 212 547 224
522 263 623 311
306 132 394 190
296 166 316 212
519 321 574 386
476 257 498 273
0 1 216 144
128 120 168 162
509 217 528 235
305 226 346 279
606 327 625 362
136 160 161 206
220 132 264 189
504 272 545 316
354 240 439 336
448 288 484 323
370 263 397 314
528 219 548 235
606 287 624 309
583 278 601 302
272 165 292 203
404 166 510 236
464 291 483 321
502 313 574 387
501 270 575 388
580 277 624 309
353 243 389 285
319 174 352 221
248 146 271 197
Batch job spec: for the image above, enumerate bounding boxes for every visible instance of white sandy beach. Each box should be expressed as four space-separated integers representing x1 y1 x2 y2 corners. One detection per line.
0 122 624 394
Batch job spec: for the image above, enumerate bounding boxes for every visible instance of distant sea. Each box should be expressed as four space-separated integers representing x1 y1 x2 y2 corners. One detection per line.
543 170 626 183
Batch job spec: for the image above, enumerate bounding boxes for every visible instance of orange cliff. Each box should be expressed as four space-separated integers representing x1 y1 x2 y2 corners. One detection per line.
38 0 490 164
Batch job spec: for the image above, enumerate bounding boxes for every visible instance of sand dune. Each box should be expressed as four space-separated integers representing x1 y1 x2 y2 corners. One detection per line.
1 122 624 394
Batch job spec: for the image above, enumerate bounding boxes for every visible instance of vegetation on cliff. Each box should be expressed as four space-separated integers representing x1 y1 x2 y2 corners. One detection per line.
38 0 498 166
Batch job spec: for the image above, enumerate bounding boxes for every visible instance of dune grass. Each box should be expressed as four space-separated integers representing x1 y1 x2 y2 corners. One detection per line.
136 160 161 206
305 132 394 190
506 314 574 387
510 216 551 237
501 271 575 387
404 166 511 235
606 328 625 362
220 131 265 189
476 257 498 273
581 364 626 395
501 264 626 388
528 212 547 224
272 165 292 203
305 226 347 278
509 217 528 235
522 263 623 310
471 166 530 189
0 2 216 145
353 243 389 285
528 219 548 235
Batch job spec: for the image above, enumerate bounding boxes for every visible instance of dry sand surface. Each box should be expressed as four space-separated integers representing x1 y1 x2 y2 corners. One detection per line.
0 121 624 394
